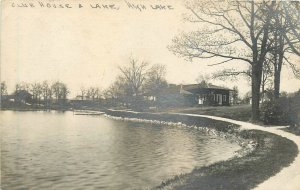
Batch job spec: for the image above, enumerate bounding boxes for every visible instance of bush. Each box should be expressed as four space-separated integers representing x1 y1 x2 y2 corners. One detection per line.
260 97 299 126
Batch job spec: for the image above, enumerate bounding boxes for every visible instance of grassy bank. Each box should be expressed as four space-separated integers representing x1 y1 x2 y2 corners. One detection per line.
282 127 300 136
105 109 241 132
158 105 252 122
104 109 298 190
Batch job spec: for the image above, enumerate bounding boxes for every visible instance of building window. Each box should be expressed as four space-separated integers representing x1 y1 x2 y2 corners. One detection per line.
223 95 226 102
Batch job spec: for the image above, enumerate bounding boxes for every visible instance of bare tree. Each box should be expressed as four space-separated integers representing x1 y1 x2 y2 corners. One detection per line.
104 77 130 107
106 60 168 108
265 2 300 99
105 79 124 100
1 81 7 96
60 83 69 101
232 86 239 105
169 0 276 121
51 81 69 102
261 59 273 102
41 81 51 102
51 82 61 101
144 64 168 94
212 67 251 81
118 57 149 97
241 91 252 104
79 87 86 100
95 87 102 100
15 82 30 92
213 59 272 103
87 87 100 100
30 82 43 103
281 1 300 56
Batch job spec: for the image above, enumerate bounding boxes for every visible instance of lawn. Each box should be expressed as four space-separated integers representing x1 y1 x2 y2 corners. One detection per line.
159 105 252 122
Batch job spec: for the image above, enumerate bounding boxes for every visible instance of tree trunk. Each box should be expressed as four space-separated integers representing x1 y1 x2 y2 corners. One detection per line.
274 35 284 99
273 11 284 99
274 68 281 99
251 63 263 122
273 50 284 100
261 80 265 103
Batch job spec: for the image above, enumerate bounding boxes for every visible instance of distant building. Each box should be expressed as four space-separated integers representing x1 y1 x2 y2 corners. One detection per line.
13 90 33 104
144 84 232 107
1 95 13 101
1 90 33 107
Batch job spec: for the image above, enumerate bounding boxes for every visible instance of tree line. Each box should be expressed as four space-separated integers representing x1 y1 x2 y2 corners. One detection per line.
1 81 70 104
0 58 167 108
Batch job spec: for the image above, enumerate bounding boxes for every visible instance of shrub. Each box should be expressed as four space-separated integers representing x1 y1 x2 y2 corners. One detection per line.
260 97 299 126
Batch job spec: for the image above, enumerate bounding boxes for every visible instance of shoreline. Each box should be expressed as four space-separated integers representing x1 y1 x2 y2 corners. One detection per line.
103 109 299 190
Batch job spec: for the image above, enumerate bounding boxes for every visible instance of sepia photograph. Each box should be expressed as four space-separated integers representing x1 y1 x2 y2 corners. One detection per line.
1 0 300 189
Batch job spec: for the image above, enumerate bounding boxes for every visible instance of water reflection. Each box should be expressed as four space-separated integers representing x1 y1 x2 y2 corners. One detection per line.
1 111 240 190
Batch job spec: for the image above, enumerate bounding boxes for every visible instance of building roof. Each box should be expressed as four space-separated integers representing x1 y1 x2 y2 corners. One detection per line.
1 95 14 100
13 90 33 99
144 83 232 96
14 90 32 96
181 84 232 91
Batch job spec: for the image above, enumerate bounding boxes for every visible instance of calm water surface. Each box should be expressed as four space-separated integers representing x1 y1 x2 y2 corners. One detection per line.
0 111 240 190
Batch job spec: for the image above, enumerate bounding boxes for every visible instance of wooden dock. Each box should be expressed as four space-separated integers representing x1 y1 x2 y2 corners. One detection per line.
73 110 105 116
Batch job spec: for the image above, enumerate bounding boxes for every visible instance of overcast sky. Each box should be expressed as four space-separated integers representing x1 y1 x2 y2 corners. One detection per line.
1 0 299 97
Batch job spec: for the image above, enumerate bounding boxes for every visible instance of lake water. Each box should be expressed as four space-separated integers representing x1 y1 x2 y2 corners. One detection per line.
0 111 240 190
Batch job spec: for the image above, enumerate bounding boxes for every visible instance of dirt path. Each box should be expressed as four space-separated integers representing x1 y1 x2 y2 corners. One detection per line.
175 113 300 190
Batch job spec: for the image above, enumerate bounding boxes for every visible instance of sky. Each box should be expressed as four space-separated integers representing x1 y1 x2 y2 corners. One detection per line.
1 0 300 98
